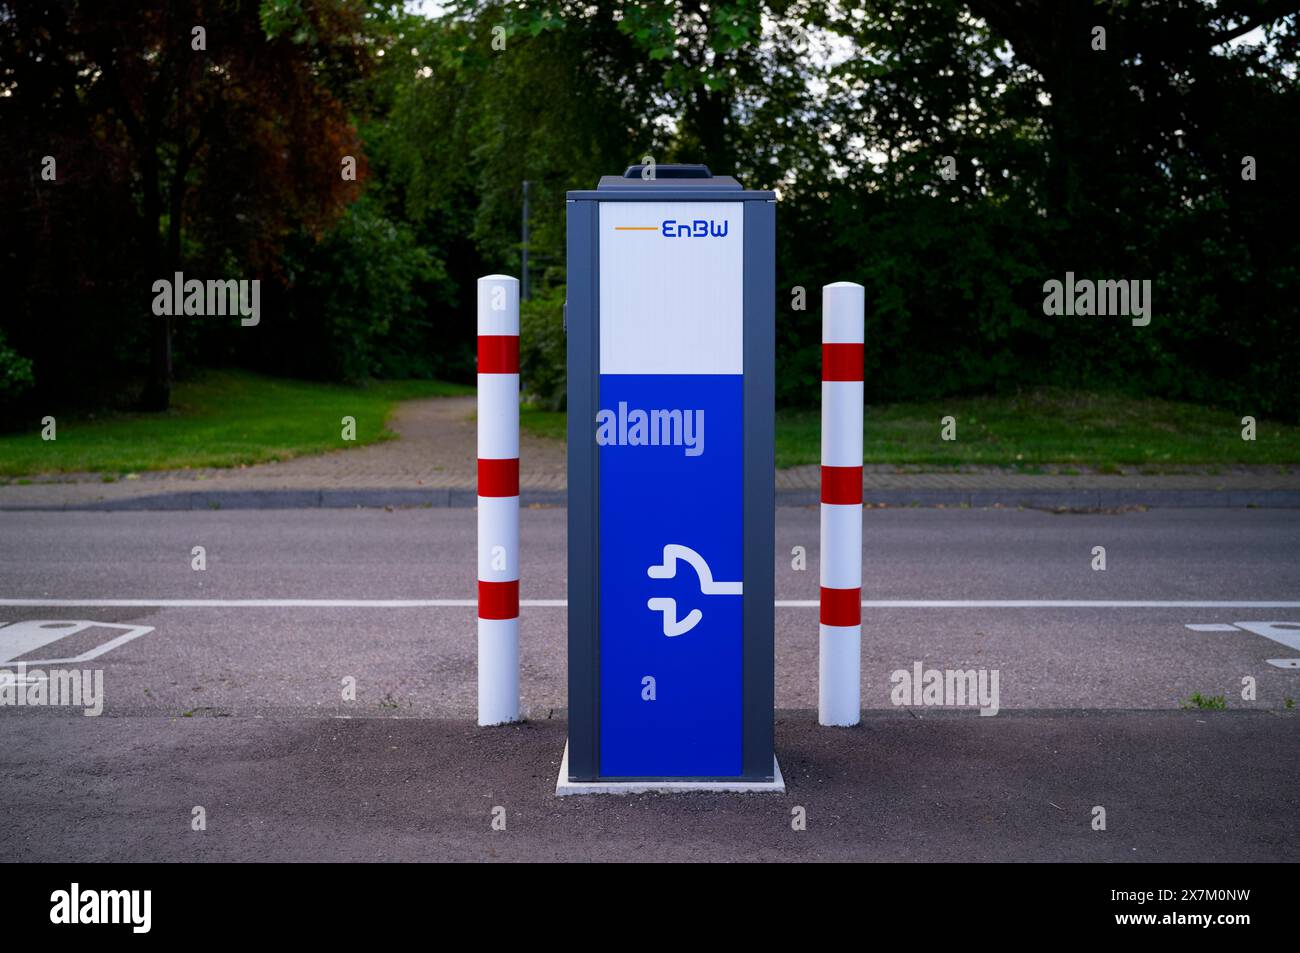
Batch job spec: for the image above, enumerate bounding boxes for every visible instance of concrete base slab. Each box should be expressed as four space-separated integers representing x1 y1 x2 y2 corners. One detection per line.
554 742 786 796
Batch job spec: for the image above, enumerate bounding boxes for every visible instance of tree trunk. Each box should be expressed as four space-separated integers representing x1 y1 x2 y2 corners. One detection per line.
137 150 171 412
683 86 733 172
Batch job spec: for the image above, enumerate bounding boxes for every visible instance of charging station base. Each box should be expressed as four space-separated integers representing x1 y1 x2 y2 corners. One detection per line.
555 743 785 796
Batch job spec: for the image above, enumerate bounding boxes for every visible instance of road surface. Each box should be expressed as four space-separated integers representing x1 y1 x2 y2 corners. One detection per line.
1 506 1296 860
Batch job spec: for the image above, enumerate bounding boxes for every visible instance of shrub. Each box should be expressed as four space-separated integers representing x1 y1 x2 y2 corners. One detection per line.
519 285 566 410
0 329 35 408
266 197 445 382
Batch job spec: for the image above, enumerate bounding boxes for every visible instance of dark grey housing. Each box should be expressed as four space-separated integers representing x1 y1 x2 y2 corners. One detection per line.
565 165 776 781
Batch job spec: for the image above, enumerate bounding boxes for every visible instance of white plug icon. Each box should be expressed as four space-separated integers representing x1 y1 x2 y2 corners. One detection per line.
646 544 743 637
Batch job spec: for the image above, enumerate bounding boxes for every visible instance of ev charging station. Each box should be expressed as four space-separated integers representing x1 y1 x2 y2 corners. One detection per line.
562 164 780 791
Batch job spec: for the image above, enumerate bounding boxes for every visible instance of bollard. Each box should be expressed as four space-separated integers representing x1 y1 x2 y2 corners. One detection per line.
477 274 521 726
819 281 864 727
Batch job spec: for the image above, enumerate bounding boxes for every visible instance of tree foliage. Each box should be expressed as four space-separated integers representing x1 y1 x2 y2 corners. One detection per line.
0 0 368 409
2 0 1296 421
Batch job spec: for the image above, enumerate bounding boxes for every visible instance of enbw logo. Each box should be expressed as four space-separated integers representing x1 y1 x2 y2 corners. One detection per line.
661 219 729 238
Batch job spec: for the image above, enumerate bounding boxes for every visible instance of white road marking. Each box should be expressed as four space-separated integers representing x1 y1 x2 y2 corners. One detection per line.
0 620 88 661
1183 620 1300 669
1234 621 1300 651
0 599 520 608
1 598 1298 609
785 601 1300 609
0 619 154 665
0 671 46 687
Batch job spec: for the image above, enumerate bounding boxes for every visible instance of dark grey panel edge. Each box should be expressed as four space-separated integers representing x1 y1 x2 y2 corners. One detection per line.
565 199 600 780
742 199 777 781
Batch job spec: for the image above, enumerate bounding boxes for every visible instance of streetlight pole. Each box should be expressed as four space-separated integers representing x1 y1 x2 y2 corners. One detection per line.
521 180 531 301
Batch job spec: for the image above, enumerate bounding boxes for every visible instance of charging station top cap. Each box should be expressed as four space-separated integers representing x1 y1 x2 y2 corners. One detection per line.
596 163 742 191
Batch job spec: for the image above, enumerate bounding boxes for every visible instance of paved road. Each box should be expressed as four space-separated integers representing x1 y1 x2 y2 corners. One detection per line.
1 506 1297 860
2 507 1297 714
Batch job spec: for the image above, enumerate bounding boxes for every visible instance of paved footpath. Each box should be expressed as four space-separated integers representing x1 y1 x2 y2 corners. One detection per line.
2 395 1297 509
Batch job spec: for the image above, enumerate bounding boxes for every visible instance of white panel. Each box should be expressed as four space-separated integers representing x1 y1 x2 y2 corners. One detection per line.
820 380 864 466
477 496 520 581
476 373 519 458
819 503 863 589
599 202 743 374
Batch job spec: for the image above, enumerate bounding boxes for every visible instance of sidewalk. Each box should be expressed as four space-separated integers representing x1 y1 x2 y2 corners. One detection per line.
2 395 1298 510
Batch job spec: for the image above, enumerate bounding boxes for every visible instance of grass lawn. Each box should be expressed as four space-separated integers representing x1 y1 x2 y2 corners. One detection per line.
521 389 1300 470
520 404 568 442
0 370 471 478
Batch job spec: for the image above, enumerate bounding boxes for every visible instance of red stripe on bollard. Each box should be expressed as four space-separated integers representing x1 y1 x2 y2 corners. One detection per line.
478 458 520 497
478 335 519 374
821 342 864 381
820 586 862 627
478 579 519 620
821 465 863 505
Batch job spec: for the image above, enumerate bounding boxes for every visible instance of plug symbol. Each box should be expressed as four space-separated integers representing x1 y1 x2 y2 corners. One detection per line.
646 543 743 637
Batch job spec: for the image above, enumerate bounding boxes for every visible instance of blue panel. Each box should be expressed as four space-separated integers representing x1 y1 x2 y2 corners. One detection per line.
598 373 744 777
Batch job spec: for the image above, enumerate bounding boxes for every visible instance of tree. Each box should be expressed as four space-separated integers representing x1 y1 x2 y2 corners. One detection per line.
0 0 369 409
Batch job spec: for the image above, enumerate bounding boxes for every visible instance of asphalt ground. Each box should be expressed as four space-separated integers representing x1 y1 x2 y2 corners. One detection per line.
1 709 1295 862
1 506 1297 861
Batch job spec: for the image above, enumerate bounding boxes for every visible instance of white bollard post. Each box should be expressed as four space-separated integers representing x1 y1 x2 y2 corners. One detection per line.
819 281 864 727
477 274 521 726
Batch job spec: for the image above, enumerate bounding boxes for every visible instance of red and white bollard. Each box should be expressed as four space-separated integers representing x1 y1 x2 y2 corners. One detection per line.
819 281 864 727
477 274 521 726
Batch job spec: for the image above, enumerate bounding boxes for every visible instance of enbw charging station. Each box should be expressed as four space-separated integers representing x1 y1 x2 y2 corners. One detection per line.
562 164 779 791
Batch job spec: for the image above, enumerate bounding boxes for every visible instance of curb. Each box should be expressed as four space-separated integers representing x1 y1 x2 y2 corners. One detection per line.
774 488 1300 509
2 486 1299 511
0 488 566 511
